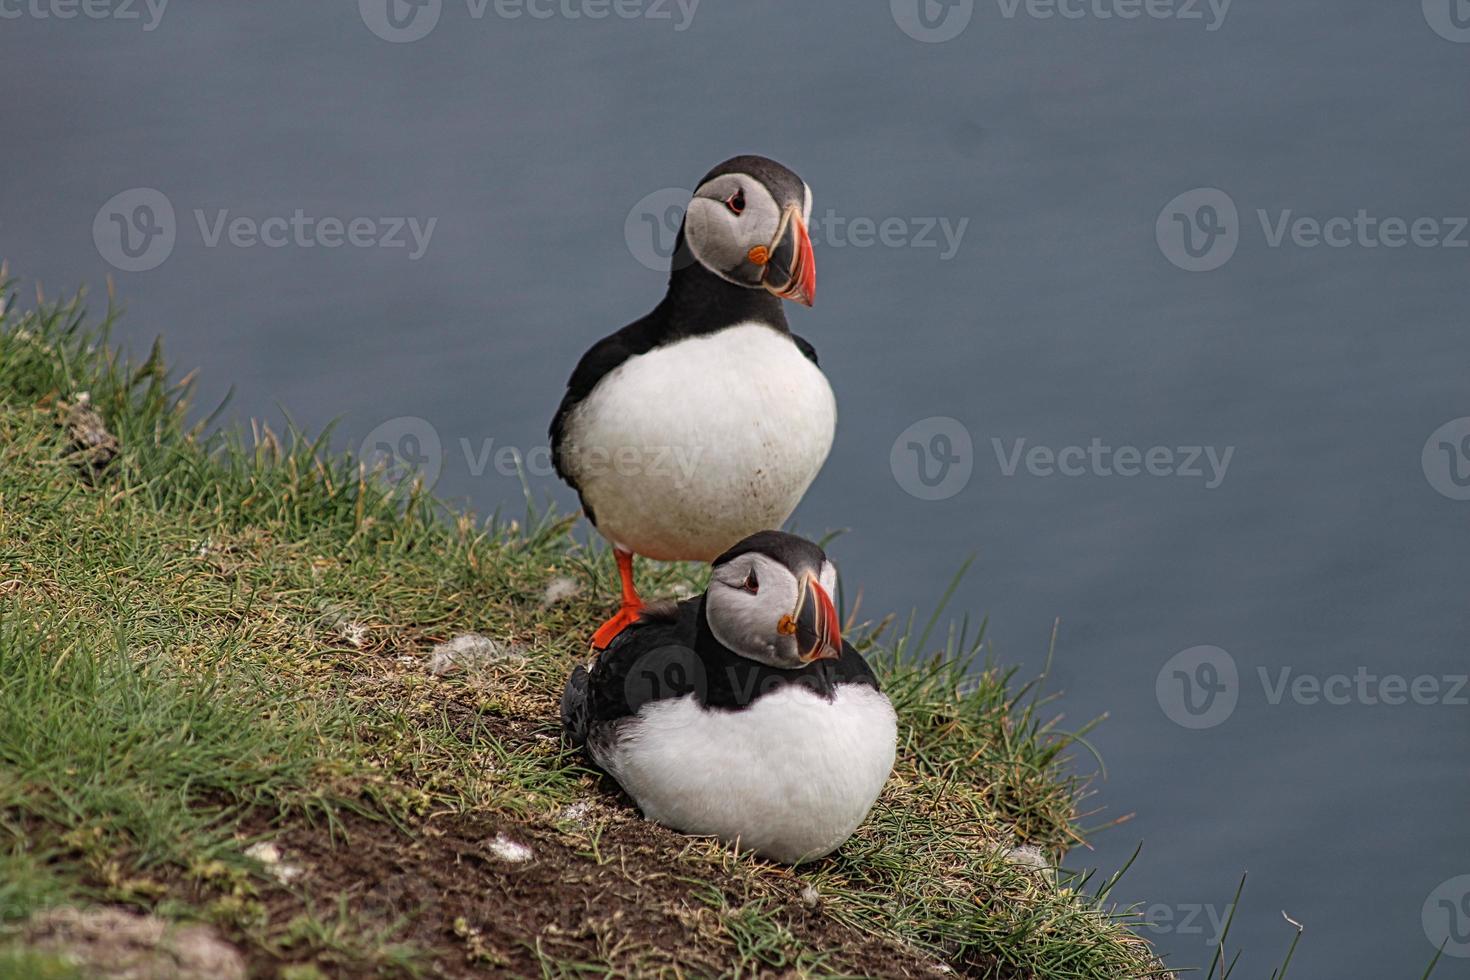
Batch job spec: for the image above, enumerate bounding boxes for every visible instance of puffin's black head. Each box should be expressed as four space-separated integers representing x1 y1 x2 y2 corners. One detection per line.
678 155 816 307
706 531 841 669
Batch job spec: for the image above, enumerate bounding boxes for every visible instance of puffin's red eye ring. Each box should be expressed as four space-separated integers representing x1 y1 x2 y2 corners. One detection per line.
742 571 759 594
725 188 745 215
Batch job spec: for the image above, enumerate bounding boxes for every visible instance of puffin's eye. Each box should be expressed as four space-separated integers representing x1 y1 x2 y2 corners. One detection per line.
725 188 745 216
741 571 759 594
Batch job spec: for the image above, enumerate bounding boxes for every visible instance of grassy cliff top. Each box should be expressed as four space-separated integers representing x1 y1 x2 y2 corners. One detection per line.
0 285 1169 978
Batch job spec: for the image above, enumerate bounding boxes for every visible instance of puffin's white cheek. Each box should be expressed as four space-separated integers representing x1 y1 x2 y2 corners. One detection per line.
684 200 743 273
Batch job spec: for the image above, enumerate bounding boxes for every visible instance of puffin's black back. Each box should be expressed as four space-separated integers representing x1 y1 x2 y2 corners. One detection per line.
560 596 880 748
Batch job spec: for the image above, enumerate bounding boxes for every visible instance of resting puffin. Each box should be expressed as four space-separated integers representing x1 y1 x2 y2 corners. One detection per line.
561 531 896 865
550 155 833 649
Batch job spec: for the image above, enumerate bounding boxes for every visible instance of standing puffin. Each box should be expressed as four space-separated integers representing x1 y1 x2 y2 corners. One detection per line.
561 531 897 864
551 155 833 649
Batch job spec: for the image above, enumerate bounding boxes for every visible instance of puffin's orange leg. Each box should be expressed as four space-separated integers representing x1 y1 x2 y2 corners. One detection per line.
591 548 644 650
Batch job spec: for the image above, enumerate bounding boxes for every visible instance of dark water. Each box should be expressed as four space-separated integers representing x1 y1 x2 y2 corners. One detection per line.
3 2 1467 975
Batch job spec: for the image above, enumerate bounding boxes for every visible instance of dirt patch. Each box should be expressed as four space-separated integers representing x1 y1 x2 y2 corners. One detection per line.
258 803 947 979
22 906 246 980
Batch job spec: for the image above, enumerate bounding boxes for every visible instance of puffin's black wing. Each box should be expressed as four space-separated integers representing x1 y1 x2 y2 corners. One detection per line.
789 332 820 367
559 663 592 747
560 598 701 749
832 640 881 693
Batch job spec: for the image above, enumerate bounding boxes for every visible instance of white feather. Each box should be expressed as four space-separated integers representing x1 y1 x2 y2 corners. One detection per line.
592 683 896 864
561 323 835 561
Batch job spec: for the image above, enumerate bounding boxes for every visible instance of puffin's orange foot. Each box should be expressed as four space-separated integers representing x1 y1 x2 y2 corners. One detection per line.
591 602 645 650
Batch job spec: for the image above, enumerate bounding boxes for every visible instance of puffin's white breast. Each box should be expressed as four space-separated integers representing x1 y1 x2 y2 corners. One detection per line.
591 684 896 864
561 323 836 562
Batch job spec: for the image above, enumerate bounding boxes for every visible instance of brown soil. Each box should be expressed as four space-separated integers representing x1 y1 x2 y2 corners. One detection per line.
247 801 948 979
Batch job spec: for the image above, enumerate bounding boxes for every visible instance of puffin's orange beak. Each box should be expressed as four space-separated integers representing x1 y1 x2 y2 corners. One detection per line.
761 205 816 307
793 573 841 662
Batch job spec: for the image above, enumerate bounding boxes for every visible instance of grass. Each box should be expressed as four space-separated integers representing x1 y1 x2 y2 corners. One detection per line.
0 279 1174 977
